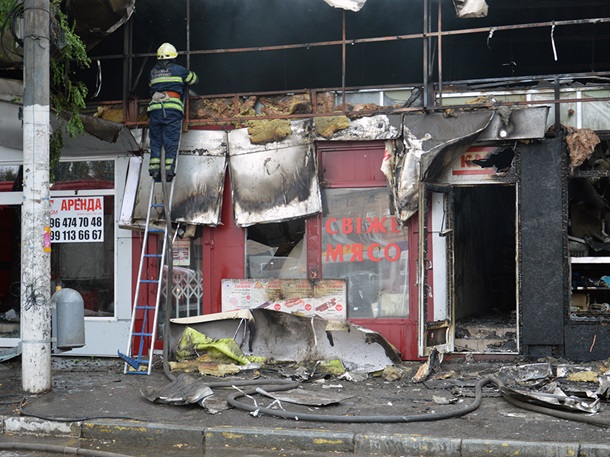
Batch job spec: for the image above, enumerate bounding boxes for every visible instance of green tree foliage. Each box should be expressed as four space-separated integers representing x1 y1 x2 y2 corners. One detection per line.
50 0 91 176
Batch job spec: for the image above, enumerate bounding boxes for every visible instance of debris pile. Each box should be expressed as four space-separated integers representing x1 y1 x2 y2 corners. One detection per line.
166 308 401 377
139 309 610 427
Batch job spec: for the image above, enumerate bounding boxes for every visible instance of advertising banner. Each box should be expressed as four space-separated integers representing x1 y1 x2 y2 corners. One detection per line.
221 278 347 320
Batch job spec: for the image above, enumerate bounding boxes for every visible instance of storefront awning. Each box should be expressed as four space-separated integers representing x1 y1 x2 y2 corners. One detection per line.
0 78 140 162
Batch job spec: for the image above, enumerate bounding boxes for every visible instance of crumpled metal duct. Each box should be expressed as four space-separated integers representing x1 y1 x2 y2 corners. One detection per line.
385 107 550 223
169 308 402 373
391 111 494 222
323 0 368 12
452 0 489 18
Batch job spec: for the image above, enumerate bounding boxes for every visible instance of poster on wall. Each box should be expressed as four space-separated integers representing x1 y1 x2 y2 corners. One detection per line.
49 197 104 243
173 240 191 266
221 278 347 320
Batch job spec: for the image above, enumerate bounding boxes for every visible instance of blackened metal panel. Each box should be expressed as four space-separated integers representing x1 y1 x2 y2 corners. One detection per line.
228 120 322 227
403 111 494 158
124 129 227 228
520 137 566 349
477 107 550 142
394 110 494 221
170 154 227 226
71 0 135 49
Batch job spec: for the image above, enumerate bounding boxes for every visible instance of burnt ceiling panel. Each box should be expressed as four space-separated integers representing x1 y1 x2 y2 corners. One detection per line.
69 0 135 50
73 0 610 102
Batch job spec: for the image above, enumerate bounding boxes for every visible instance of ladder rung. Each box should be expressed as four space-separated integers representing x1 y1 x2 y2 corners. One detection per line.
132 332 154 337
148 229 164 233
151 203 164 208
143 253 162 258
135 305 156 310
140 279 160 284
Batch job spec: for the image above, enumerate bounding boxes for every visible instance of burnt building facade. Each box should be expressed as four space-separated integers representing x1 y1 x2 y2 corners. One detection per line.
0 0 610 361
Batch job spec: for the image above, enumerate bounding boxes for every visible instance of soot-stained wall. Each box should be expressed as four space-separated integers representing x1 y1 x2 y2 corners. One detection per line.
520 137 567 358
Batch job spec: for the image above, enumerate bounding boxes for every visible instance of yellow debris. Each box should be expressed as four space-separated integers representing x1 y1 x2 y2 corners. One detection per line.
176 326 250 365
314 116 350 139
567 370 600 383
247 119 291 144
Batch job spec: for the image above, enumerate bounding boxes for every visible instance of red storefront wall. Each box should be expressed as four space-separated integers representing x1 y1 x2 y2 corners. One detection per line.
135 141 420 360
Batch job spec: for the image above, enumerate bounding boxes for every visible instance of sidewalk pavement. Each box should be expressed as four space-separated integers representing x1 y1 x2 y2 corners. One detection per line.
1 356 610 456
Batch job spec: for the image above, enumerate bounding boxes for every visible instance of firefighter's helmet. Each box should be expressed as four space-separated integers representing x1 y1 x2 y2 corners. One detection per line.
157 42 178 60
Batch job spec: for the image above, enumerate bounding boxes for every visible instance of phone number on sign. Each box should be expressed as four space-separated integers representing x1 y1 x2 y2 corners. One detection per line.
50 217 104 243
50 229 103 242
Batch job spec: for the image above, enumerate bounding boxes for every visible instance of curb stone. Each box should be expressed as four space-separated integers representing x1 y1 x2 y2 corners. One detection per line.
579 443 610 457
354 433 461 457
82 420 204 447
204 426 355 453
3 415 610 456
2 416 81 438
461 438 580 456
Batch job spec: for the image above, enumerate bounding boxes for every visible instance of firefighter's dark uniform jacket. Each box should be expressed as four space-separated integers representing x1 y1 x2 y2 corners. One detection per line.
147 60 198 178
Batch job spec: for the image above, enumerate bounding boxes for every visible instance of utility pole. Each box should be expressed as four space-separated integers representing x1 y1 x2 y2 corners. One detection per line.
21 0 51 393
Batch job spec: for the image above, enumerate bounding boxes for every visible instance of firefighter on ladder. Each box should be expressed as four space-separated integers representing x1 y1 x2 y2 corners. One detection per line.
147 42 198 181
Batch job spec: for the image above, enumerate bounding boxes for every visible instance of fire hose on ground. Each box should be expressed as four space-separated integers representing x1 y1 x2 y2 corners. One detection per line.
225 375 610 426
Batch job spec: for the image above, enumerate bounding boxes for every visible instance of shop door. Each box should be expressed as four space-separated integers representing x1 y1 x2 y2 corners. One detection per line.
418 184 454 356
451 184 518 354
317 141 418 359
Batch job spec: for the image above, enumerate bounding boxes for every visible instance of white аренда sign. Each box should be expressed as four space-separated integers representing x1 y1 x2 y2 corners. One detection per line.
50 197 104 243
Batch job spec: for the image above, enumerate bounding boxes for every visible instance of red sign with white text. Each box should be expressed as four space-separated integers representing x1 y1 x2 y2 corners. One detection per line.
452 147 497 176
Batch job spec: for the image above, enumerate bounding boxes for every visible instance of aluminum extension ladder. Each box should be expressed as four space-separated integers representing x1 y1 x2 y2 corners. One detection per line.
118 155 178 375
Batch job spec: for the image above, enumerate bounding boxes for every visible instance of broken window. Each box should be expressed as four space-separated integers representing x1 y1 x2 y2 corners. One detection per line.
569 138 610 320
246 219 307 279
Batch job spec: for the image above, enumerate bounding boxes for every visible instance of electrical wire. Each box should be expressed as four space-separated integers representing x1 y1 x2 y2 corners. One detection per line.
502 394 610 428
